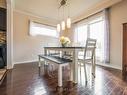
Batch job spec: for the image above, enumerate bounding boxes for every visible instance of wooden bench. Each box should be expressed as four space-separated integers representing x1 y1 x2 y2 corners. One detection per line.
38 55 72 87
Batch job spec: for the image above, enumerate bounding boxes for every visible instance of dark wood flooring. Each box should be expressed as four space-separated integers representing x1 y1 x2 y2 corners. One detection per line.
0 63 127 95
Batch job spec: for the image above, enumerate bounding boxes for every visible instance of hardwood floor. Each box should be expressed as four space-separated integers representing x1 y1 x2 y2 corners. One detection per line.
0 63 127 95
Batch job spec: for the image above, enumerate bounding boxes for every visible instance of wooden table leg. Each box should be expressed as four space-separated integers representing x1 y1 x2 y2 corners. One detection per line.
38 56 41 76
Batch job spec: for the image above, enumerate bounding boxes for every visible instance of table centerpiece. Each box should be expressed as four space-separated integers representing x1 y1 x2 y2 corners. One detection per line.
59 36 71 47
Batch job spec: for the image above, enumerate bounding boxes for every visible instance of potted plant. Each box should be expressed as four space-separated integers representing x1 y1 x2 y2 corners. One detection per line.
60 36 71 47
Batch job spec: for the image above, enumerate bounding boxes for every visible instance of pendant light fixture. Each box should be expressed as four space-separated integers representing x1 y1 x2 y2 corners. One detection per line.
67 1 71 28
61 21 65 30
57 0 71 32
67 17 71 28
57 24 60 32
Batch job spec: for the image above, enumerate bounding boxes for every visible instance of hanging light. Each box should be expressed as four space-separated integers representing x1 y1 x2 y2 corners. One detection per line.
61 21 65 30
67 17 71 28
57 24 60 32
67 0 71 29
57 0 71 32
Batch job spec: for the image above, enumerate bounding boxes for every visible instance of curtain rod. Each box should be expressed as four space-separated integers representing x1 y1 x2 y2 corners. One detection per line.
73 10 103 24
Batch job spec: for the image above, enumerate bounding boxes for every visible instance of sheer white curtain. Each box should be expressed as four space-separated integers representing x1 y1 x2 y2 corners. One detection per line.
74 10 110 63
103 8 110 63
89 18 105 62
74 19 88 46
74 25 88 46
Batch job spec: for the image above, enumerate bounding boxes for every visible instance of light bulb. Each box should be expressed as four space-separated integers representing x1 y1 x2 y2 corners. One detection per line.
67 18 71 28
57 24 60 32
61 21 65 30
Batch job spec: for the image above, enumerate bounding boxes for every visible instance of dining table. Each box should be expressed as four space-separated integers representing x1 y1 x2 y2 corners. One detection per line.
43 46 96 84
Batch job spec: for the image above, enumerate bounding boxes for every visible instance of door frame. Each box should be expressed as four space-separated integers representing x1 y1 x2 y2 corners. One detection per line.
6 0 14 69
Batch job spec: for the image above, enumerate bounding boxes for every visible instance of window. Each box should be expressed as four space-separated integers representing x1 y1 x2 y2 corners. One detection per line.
75 25 88 46
75 15 105 62
29 21 59 38
89 17 104 61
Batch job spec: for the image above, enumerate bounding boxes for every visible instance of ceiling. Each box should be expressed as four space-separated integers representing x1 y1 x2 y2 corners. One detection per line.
14 0 112 22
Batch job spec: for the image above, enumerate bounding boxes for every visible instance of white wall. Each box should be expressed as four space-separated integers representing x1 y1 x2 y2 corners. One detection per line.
109 0 127 69
13 11 59 64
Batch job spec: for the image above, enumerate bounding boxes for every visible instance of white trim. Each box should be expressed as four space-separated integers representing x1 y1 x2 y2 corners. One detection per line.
96 63 122 70
13 60 122 70
6 0 14 69
14 9 58 22
14 60 38 65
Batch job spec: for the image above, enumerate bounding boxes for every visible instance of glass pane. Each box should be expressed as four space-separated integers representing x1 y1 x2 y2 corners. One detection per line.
75 25 88 46
90 21 104 61
30 21 59 38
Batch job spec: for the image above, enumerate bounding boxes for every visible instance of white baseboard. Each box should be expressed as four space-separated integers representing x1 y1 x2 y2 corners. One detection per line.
96 63 122 70
14 60 38 65
14 60 122 70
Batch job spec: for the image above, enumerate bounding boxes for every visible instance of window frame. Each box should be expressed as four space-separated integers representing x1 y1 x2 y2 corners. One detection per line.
74 15 105 62
29 21 59 38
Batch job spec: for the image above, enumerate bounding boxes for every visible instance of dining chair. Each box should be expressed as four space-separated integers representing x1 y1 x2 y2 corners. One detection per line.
46 43 60 57
78 38 96 78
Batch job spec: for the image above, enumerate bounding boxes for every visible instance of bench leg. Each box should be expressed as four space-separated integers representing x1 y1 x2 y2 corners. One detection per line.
70 63 73 81
41 60 46 75
38 57 45 75
58 65 62 87
84 62 87 82
38 56 41 76
92 54 96 78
